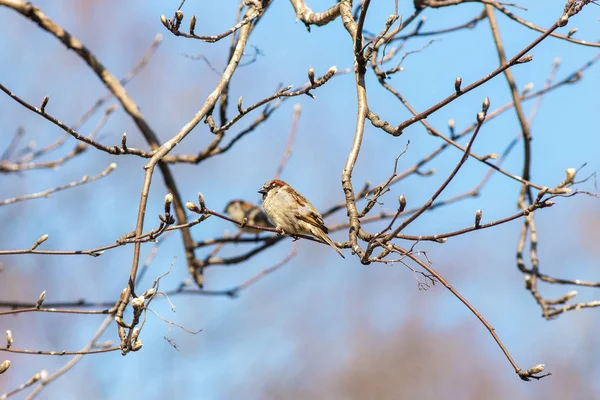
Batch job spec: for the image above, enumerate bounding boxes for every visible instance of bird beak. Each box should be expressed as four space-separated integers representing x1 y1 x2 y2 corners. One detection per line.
258 187 267 194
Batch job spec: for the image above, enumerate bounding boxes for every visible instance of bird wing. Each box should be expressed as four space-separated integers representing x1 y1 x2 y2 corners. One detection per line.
295 211 329 234
288 189 310 208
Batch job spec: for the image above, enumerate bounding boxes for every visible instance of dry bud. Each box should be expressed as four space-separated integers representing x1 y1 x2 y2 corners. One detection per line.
482 97 490 113
131 295 145 309
131 328 141 343
189 15 197 34
131 339 143 352
143 288 156 298
454 77 462 93
36 290 46 309
0 360 10 374
5 330 12 349
115 316 128 328
308 67 315 85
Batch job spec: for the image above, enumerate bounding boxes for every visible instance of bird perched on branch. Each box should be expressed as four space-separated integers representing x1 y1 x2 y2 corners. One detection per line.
224 199 274 234
258 179 345 258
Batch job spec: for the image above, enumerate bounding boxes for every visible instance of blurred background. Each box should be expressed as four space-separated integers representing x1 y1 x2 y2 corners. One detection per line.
0 0 599 398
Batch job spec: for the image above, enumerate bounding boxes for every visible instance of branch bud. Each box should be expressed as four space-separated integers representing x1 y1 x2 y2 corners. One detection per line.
237 96 243 113
40 96 49 113
476 112 485 123
30 234 49 250
36 290 46 309
197 192 206 211
398 195 406 213
475 209 482 228
529 364 545 374
164 193 173 212
522 82 534 95
173 12 183 31
186 201 201 214
5 330 12 349
482 153 498 161
567 28 578 38
0 360 10 374
565 290 578 300
454 77 462 93
516 54 533 64
565 168 576 184
482 97 490 113
308 67 315 85
160 14 171 30
189 15 197 34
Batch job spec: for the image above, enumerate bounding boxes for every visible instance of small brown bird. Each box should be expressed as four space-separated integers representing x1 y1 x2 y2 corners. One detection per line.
224 199 274 234
258 179 344 258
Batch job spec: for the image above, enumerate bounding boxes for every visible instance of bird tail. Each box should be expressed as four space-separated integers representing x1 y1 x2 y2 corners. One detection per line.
313 228 345 259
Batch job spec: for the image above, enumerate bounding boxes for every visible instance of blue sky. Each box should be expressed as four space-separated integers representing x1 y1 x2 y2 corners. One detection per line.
0 1 599 399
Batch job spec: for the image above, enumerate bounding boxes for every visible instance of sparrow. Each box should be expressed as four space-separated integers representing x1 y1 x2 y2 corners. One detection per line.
258 179 345 258
224 199 274 234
